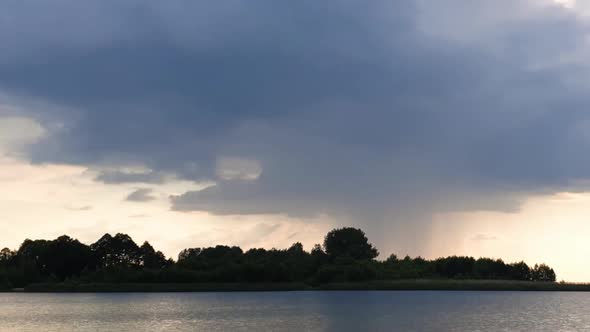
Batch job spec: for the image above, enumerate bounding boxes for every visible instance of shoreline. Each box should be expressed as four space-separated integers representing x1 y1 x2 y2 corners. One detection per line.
6 280 590 293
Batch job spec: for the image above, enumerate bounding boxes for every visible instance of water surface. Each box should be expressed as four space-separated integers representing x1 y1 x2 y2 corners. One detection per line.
0 291 587 331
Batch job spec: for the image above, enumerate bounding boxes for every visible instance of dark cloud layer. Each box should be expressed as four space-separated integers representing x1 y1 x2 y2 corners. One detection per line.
2 0 590 233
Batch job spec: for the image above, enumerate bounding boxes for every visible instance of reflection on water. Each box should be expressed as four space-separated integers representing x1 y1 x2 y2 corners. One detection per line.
0 291 587 331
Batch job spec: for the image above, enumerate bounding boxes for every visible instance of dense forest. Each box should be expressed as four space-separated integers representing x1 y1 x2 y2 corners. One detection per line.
0 227 556 289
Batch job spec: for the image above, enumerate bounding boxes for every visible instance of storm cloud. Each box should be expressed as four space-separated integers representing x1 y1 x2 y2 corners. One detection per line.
2 0 590 235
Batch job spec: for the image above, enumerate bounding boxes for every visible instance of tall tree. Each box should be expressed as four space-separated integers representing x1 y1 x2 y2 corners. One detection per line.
532 263 556 282
91 233 141 268
47 235 91 280
323 227 378 260
139 241 168 269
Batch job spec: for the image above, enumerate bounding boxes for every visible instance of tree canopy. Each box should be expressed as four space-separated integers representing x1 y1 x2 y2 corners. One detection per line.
324 227 378 260
0 228 556 289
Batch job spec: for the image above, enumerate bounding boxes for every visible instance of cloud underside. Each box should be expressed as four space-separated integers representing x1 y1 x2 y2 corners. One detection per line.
126 188 157 202
1 0 590 225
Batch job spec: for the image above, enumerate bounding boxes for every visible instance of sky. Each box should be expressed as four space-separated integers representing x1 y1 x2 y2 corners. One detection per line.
2 0 590 281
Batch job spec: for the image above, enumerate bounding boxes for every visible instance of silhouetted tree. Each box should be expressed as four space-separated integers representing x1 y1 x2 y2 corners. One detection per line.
177 245 244 281
323 227 378 260
473 258 507 279
178 248 201 262
0 248 15 265
288 242 304 254
385 254 398 264
47 235 91 280
139 241 169 269
508 261 532 281
91 233 141 268
311 244 324 256
531 263 556 282
435 256 475 278
0 228 559 287
17 239 51 275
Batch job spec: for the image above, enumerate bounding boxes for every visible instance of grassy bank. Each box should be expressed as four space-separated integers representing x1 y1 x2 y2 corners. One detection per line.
16 280 590 293
22 282 310 292
317 279 590 291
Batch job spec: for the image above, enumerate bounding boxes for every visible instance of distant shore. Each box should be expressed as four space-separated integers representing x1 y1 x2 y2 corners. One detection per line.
1 229 559 290
6 280 590 293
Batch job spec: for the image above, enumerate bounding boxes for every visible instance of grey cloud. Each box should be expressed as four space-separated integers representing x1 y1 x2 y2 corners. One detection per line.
126 188 157 202
2 0 590 251
96 170 167 184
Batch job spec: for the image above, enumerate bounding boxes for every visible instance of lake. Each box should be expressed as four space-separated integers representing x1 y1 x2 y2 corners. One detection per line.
0 291 587 331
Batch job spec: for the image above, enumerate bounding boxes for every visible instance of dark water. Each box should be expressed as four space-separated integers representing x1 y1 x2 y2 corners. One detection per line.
0 291 587 331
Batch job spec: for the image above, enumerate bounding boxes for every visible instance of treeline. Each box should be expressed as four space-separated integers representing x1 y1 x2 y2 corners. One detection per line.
0 227 556 289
